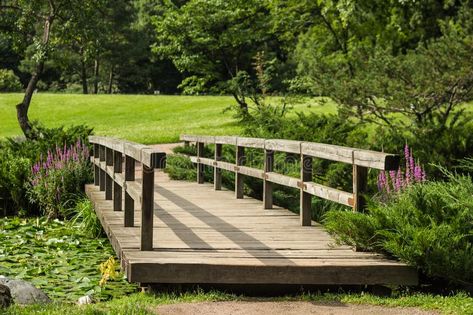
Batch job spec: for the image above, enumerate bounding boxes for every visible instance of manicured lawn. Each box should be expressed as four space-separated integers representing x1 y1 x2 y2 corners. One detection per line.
0 93 336 144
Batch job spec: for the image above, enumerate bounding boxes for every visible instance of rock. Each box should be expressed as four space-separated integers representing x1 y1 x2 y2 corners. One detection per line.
77 295 93 305
0 278 51 305
0 284 13 308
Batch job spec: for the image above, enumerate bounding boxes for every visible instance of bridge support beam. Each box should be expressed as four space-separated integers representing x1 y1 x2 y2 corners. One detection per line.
300 155 312 226
113 150 123 211
197 142 205 184
263 149 274 209
235 146 245 199
124 155 135 227
214 143 222 190
141 165 154 251
105 148 113 200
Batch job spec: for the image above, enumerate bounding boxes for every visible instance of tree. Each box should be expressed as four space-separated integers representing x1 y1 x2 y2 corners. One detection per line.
287 0 473 129
0 0 106 136
153 0 280 110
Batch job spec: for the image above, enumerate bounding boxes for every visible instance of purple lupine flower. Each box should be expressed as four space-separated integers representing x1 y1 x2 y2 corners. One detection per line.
413 165 422 182
395 168 403 191
404 144 411 184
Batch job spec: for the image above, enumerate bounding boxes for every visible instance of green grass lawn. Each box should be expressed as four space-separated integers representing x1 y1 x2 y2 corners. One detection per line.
0 93 337 144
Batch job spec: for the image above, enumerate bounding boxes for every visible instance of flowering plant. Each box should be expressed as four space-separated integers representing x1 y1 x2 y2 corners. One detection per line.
378 144 426 194
28 139 92 218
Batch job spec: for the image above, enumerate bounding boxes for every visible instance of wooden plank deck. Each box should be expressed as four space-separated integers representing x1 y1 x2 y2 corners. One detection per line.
85 170 417 286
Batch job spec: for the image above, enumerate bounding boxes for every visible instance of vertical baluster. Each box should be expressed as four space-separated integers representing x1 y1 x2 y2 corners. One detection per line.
300 154 312 226
93 143 99 186
263 148 274 209
214 143 222 190
235 145 245 199
99 145 106 191
140 164 154 251
113 150 123 211
105 148 113 200
197 142 204 184
124 155 135 227
353 163 368 212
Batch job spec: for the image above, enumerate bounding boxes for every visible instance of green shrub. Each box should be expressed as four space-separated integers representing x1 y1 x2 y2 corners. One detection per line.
324 169 473 285
27 140 92 218
0 148 31 214
7 122 93 161
0 124 93 216
71 198 103 238
0 69 22 92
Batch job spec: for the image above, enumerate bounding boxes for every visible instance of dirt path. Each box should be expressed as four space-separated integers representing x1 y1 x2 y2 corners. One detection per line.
156 301 437 315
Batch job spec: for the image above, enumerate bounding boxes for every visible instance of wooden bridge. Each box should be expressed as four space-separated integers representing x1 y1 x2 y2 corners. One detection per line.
86 135 418 286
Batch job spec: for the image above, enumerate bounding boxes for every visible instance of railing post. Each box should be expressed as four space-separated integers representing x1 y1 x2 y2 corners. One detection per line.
124 155 135 227
263 148 274 209
105 148 113 200
113 151 123 211
235 146 245 199
141 165 154 251
99 145 106 191
300 154 312 226
93 143 99 186
214 143 222 190
353 164 368 212
197 142 205 184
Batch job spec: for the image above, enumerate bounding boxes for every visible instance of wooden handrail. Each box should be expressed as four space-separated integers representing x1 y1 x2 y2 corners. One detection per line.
88 136 166 251
180 134 399 226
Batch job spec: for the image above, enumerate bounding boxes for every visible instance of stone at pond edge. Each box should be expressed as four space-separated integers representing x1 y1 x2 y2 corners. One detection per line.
0 284 13 308
77 295 94 305
0 277 51 305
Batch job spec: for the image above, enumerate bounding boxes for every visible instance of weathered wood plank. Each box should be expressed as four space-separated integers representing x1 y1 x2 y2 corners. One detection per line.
301 142 399 170
196 142 205 184
237 137 265 149
214 136 237 145
235 146 245 199
265 139 301 154
214 143 222 190
263 149 274 209
300 155 312 226
214 161 235 172
265 172 300 189
127 260 417 285
304 182 353 207
237 166 264 179
140 165 154 251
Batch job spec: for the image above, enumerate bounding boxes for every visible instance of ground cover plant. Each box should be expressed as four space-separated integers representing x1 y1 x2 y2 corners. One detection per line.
0 217 137 302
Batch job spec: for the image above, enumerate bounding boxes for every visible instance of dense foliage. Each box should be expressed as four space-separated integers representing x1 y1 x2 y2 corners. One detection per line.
324 166 473 285
0 69 21 92
27 140 92 218
0 124 93 216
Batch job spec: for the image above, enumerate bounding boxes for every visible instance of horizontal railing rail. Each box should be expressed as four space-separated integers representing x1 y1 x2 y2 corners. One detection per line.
180 135 399 226
89 136 166 251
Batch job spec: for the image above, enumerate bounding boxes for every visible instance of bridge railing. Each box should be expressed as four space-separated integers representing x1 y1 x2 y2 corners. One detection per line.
180 135 399 226
88 136 166 251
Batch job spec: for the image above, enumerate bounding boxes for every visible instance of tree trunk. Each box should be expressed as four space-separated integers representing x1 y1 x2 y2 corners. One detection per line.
81 57 88 94
93 58 99 94
107 66 114 94
16 15 54 138
16 62 44 137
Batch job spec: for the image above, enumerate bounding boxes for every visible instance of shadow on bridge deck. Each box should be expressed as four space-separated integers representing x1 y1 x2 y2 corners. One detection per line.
86 171 417 286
